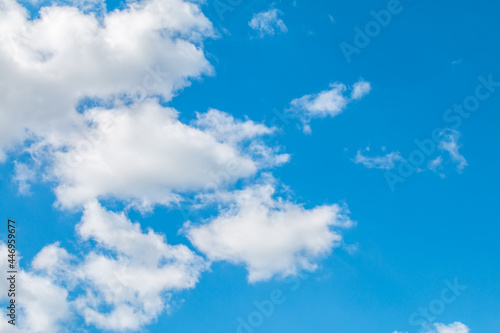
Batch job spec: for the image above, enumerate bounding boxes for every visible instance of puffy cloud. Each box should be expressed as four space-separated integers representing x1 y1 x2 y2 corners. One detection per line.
429 322 470 333
73 202 207 331
288 79 371 133
50 101 288 210
2 201 208 332
0 0 213 159
354 148 403 170
249 8 288 38
185 180 354 282
438 129 467 173
351 80 372 100
0 245 72 333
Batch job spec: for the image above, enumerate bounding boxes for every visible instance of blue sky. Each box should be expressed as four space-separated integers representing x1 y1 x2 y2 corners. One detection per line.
0 0 499 332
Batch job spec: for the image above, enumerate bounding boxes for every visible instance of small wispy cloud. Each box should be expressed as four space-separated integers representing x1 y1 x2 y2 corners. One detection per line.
354 148 402 170
288 79 371 133
438 129 468 173
249 8 288 38
13 162 36 195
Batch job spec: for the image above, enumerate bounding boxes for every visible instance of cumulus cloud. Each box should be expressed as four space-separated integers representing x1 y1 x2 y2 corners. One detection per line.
288 79 371 133
49 101 288 210
0 0 213 159
0 0 361 331
354 149 402 170
0 245 72 333
2 202 208 332
249 8 288 37
73 202 207 331
185 180 354 282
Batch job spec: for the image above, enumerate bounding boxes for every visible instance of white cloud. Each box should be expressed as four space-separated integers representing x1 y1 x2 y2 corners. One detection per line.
429 322 470 333
49 101 288 210
354 149 402 170
73 202 207 331
2 201 208 332
185 179 354 282
0 245 72 333
0 0 213 160
438 129 467 173
351 80 372 100
393 322 470 333
249 8 288 37
13 162 36 195
288 79 371 133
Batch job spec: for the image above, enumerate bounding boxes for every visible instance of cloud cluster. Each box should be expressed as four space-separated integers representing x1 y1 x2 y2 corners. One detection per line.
0 0 357 330
355 129 468 175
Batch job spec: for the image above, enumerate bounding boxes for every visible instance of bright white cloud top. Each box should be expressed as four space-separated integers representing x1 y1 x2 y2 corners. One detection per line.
51 101 288 210
0 0 213 160
185 180 354 282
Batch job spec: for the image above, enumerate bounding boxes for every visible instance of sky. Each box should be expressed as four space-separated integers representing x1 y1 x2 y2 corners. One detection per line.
0 0 499 332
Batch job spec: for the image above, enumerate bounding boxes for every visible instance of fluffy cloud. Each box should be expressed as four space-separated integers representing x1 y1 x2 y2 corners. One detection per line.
73 202 207 331
0 0 213 160
2 202 208 332
0 245 72 333
288 79 371 133
428 322 470 333
49 101 288 210
351 80 372 100
354 148 402 170
185 180 354 282
249 8 288 37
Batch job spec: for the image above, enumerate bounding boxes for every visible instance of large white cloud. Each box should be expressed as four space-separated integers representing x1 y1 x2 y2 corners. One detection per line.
185 179 354 282
0 0 213 160
49 101 288 209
